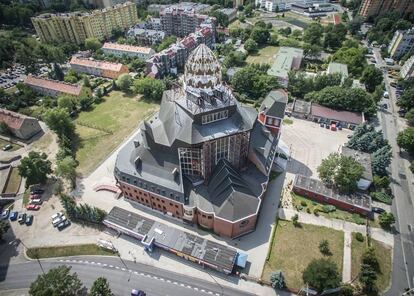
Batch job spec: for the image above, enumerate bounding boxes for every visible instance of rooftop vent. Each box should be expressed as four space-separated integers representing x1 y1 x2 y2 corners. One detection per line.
133 140 140 148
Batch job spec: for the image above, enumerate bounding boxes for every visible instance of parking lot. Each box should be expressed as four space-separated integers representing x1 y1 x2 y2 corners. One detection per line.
0 65 26 90
280 117 352 179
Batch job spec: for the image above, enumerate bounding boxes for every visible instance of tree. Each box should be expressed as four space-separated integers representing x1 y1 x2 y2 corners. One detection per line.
292 213 300 227
244 38 258 53
333 46 366 77
29 265 83 296
223 51 246 68
319 239 331 256
347 124 389 153
18 152 52 186
157 36 177 52
303 23 324 46
43 108 76 140
361 65 383 92
397 127 414 155
303 43 322 60
379 212 395 229
359 247 379 293
89 277 113 296
317 153 364 193
133 78 166 101
83 76 90 87
85 38 102 51
56 156 77 188
372 145 392 176
116 73 133 92
79 95 93 111
302 259 341 293
250 26 270 45
0 220 10 240
405 108 414 126
57 95 75 112
347 16 364 35
50 63 64 81
0 122 10 136
270 271 285 290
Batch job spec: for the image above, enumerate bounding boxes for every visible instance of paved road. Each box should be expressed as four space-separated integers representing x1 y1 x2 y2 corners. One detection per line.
0 256 254 296
375 55 414 295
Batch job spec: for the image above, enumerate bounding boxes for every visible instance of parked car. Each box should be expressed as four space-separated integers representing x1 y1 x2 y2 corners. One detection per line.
382 104 388 109
31 189 44 195
347 134 353 139
320 122 325 127
131 289 146 296
52 215 66 227
30 194 41 199
372 207 385 214
26 204 40 211
51 212 63 220
390 82 397 87
30 199 42 205
25 214 34 225
18 213 27 224
325 123 330 129
57 220 71 231
2 144 12 151
9 211 18 221
330 123 337 131
1 209 10 219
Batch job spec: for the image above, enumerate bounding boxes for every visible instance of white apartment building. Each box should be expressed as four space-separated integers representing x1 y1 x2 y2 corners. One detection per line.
400 55 414 79
388 27 414 59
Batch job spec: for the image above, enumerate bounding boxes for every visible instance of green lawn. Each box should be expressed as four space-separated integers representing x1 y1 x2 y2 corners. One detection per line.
292 192 367 225
75 91 158 176
263 220 344 290
275 11 312 29
0 138 22 152
351 233 392 292
26 244 117 259
246 46 279 65
4 167 21 194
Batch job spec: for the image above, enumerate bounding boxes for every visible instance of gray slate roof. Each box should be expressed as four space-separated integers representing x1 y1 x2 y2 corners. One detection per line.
260 90 288 119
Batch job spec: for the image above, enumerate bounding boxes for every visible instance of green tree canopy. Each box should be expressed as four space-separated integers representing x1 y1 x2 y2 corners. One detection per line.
57 95 76 112
29 265 83 296
404 108 414 126
360 65 383 92
89 277 113 296
18 152 52 186
317 153 364 193
397 127 414 155
56 156 78 188
244 38 258 53
372 145 392 176
116 73 133 92
302 258 341 293
157 36 177 52
43 108 76 140
347 123 389 153
332 46 366 77
303 23 324 46
133 77 166 101
85 38 102 51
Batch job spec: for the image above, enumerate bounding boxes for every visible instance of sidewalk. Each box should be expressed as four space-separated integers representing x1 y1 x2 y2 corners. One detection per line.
278 208 394 247
342 231 352 283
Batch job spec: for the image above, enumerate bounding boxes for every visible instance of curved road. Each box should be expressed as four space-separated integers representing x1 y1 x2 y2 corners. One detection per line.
0 256 254 296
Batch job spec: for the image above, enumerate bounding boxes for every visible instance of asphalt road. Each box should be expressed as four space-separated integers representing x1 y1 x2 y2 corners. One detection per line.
374 51 414 295
0 256 255 296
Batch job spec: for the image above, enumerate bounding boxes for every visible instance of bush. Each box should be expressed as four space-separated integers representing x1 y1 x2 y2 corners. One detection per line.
313 208 319 216
292 214 300 227
322 205 336 213
352 214 365 225
300 200 307 207
306 208 311 214
370 191 392 205
355 232 364 242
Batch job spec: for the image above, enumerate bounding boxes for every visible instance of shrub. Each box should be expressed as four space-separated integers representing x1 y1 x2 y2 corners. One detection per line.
352 214 366 225
292 214 300 227
370 191 392 205
301 200 308 207
355 232 364 242
314 208 319 216
322 205 336 213
306 208 311 214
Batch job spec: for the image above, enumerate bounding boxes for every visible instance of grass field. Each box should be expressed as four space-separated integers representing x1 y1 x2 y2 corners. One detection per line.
351 233 392 292
26 244 117 259
263 220 344 290
246 46 279 65
4 168 21 194
75 91 158 176
0 138 22 152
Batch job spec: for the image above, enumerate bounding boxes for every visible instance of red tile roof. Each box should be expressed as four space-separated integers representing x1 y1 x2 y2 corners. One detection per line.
0 108 30 130
25 75 82 96
311 104 364 125
102 42 154 55
70 56 125 72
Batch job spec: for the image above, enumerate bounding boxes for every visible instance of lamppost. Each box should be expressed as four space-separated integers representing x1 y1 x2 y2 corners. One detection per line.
19 239 45 275
205 270 224 296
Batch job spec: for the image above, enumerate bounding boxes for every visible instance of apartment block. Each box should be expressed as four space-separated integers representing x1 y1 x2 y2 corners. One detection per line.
359 0 414 18
388 27 414 59
24 75 86 97
400 55 414 79
102 42 155 60
31 2 138 44
70 56 129 79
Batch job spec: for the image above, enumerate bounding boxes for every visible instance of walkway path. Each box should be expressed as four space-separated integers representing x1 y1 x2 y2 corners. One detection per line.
278 208 394 247
342 231 352 283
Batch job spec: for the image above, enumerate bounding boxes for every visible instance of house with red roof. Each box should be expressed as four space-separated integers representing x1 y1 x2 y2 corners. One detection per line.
70 56 129 79
25 75 86 98
0 108 42 140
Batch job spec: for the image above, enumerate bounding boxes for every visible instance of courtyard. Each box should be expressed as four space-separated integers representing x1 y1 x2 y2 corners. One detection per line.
74 91 158 176
246 46 280 65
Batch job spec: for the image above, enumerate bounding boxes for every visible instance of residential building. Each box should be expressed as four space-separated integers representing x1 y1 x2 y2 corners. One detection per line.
388 27 414 59
146 25 215 78
0 109 42 140
70 56 129 79
218 8 238 22
267 47 303 87
102 42 155 60
310 103 365 129
160 6 216 38
327 62 348 78
341 147 373 191
85 0 141 8
292 175 372 216
149 2 212 14
24 75 86 97
115 44 287 238
291 2 334 17
31 2 138 44
400 55 414 79
359 0 414 18
257 90 288 136
127 27 166 46
256 0 329 12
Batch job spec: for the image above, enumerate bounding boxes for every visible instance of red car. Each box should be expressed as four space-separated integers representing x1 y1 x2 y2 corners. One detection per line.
26 204 40 211
30 194 41 199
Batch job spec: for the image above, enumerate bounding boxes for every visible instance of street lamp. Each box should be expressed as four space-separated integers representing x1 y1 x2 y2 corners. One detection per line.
18 239 45 275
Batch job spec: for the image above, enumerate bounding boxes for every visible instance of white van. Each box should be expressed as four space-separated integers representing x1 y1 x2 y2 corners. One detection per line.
52 215 66 227
30 199 42 205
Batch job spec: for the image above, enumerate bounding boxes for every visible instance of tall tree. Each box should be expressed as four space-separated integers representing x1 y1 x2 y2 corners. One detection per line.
85 38 102 51
89 277 113 296
56 156 78 188
29 265 83 296
303 23 324 46
360 65 383 92
371 145 392 176
397 127 414 155
116 73 133 92
133 77 166 101
43 108 76 140
302 259 341 293
18 152 52 186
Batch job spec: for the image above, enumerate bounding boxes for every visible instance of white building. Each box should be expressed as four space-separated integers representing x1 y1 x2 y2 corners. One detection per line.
400 55 414 79
388 27 414 59
267 47 303 87
102 43 155 60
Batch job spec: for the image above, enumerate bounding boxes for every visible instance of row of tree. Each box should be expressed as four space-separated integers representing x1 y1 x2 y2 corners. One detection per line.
60 194 106 224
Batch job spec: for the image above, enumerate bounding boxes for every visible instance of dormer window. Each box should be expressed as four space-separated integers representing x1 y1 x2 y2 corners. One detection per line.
202 110 228 124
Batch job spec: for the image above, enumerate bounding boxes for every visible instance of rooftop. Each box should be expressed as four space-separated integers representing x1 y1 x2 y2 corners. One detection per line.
341 147 373 182
104 206 237 273
0 108 32 130
260 89 288 119
70 57 126 72
311 104 364 125
292 99 311 115
25 75 83 96
327 62 348 78
102 42 154 55
293 175 371 211
267 47 303 79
